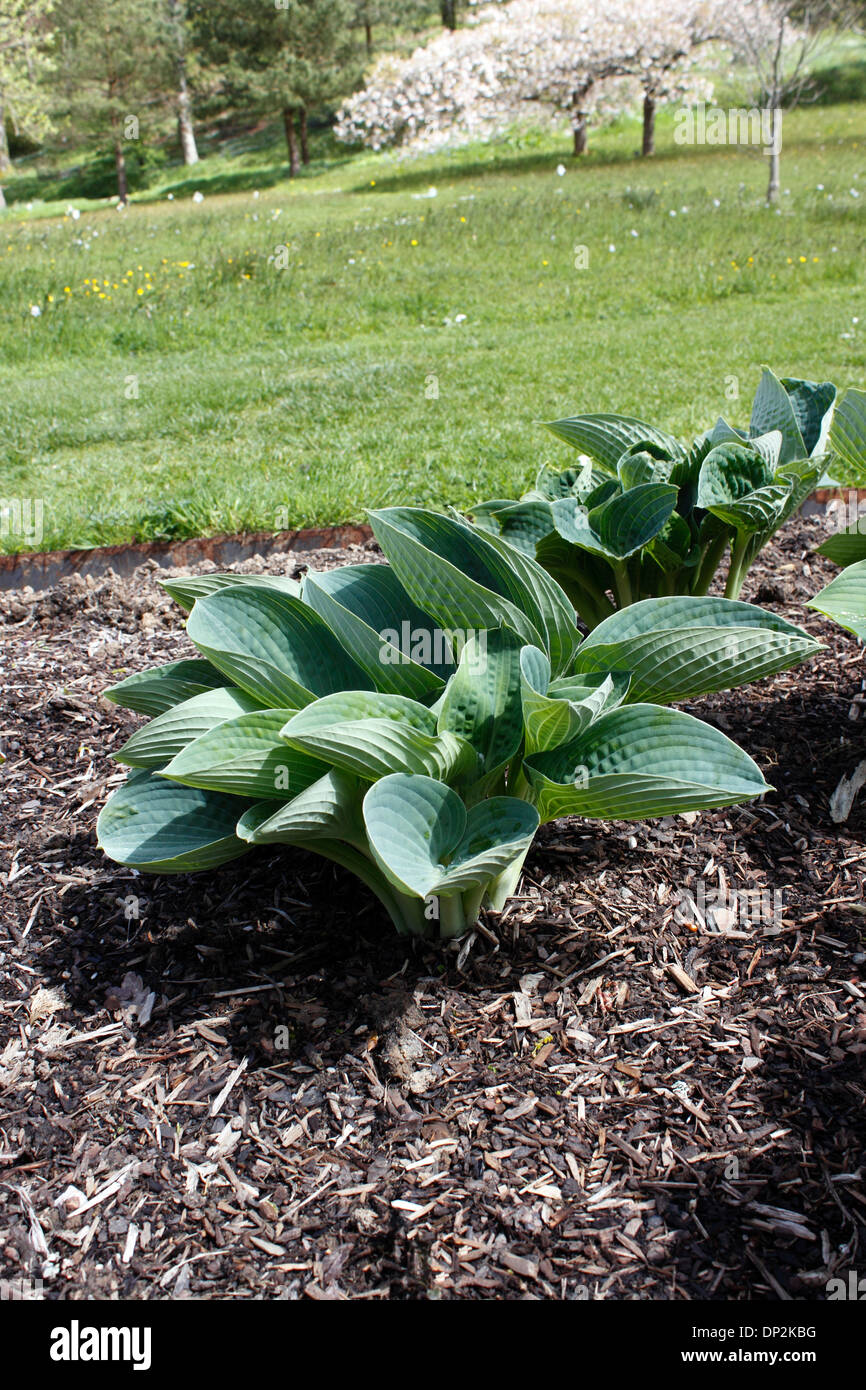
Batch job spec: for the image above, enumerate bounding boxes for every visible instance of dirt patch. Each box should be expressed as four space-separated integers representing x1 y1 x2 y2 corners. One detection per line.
0 517 863 1301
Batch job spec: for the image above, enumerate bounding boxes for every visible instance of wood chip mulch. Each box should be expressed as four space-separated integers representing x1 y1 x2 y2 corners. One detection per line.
0 518 863 1302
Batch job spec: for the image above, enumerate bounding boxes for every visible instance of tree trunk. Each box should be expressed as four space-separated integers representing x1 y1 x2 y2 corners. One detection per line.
365 20 372 52
572 119 587 155
177 69 199 165
440 0 457 29
283 107 300 177
642 92 656 156
168 0 199 165
114 140 129 203
299 107 309 165
766 107 781 203
0 87 11 177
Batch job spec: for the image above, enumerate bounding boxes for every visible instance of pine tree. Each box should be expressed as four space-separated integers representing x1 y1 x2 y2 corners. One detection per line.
54 0 170 202
0 0 53 208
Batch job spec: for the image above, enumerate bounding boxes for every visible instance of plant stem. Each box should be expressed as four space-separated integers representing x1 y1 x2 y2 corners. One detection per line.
724 535 751 599
439 893 467 939
691 532 729 595
612 560 633 608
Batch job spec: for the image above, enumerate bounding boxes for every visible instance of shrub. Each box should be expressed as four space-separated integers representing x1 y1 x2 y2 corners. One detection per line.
471 370 863 630
97 506 820 940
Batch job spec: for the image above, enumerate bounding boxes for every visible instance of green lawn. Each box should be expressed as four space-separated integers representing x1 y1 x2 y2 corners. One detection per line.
1 102 865 554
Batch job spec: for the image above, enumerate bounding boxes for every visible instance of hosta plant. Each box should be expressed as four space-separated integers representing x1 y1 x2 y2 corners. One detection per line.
471 369 862 631
97 507 820 940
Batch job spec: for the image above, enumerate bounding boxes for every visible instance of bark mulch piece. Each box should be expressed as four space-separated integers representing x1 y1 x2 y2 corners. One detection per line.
0 517 863 1301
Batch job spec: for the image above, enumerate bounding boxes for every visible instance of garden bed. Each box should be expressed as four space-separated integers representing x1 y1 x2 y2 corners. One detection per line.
0 517 863 1301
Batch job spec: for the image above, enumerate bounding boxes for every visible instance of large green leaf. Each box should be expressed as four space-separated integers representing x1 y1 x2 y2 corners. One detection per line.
697 443 774 511
160 709 328 800
280 690 476 783
96 769 251 872
302 563 452 700
363 774 538 898
544 414 686 473
186 586 372 708
779 376 836 458
571 596 821 704
116 687 262 769
521 704 769 822
437 628 525 776
520 646 629 753
829 388 866 486
465 499 555 557
237 769 364 845
817 523 866 568
749 368 807 465
590 484 678 557
529 460 600 500
808 559 866 640
369 507 579 675
161 571 301 613
104 658 227 717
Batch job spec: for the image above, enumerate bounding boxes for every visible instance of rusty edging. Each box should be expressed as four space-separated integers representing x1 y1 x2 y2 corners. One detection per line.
0 523 374 592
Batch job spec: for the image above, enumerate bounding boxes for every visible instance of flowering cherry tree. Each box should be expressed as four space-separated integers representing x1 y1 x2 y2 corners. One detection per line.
336 0 722 156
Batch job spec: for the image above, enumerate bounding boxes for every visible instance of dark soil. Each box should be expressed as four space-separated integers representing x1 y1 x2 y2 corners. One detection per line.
1 518 863 1302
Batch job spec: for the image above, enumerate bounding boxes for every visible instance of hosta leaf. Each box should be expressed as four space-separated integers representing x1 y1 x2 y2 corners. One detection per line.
161 572 301 612
701 481 792 535
551 482 677 562
572 596 821 704
463 500 555 557
521 705 769 822
104 658 227 716
780 376 836 457
437 628 525 776
530 461 599 501
544 414 686 473
807 559 866 640
817 523 866 568
237 769 364 845
160 709 327 800
116 687 262 769
363 774 538 898
645 512 699 572
749 368 807 465
280 690 475 783
617 450 675 490
303 563 452 701
369 507 579 676
97 769 251 872
589 483 678 557
521 646 629 753
829 388 866 486
697 443 775 511
186 586 372 708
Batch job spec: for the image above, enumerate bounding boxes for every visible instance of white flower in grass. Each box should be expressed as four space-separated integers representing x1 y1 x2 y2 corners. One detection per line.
30 305 41 317
192 191 204 203
556 163 566 176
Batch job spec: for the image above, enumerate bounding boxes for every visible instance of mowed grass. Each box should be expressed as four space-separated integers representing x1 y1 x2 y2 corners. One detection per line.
1 103 865 553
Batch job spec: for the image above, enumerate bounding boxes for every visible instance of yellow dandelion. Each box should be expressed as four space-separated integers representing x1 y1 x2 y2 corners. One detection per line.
64 287 71 294
460 216 466 223
410 239 418 246
799 255 807 263
136 287 144 295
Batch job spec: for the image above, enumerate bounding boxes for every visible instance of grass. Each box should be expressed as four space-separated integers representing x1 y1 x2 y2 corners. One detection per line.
1 100 866 554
